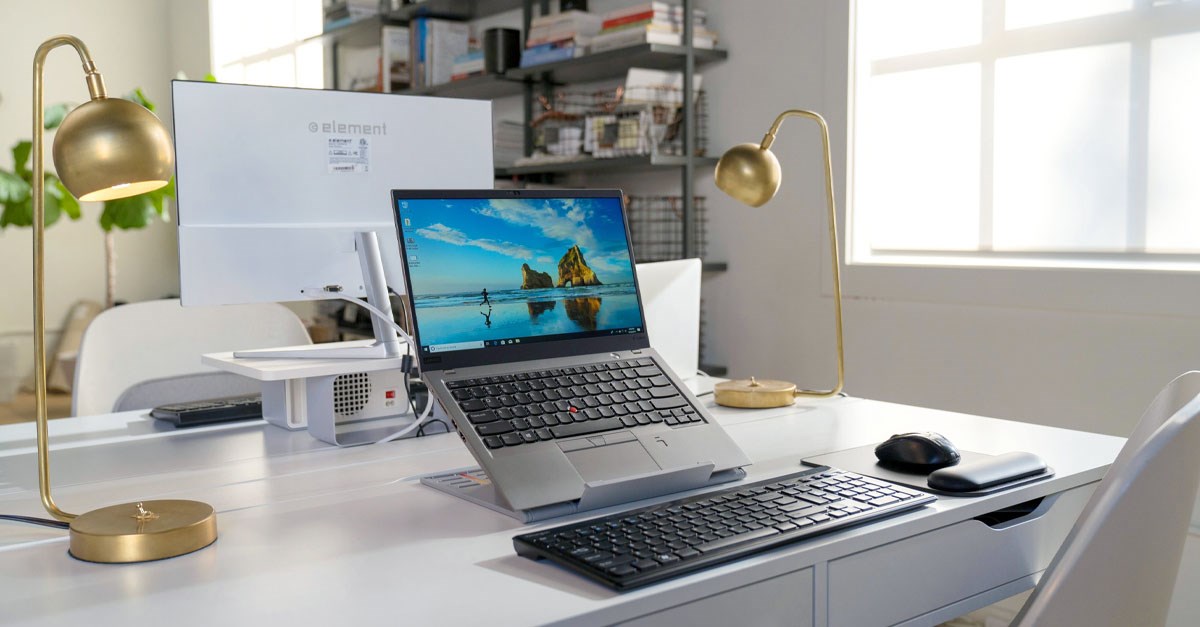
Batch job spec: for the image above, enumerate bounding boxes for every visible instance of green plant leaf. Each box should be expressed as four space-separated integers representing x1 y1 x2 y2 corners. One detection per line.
100 193 156 231
42 184 63 226
0 170 30 204
44 103 69 130
0 202 25 228
128 87 155 112
12 141 32 176
50 175 81 220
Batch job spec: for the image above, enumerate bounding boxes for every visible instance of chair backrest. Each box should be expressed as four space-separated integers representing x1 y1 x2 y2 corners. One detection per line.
636 259 701 379
1013 371 1200 627
73 299 311 416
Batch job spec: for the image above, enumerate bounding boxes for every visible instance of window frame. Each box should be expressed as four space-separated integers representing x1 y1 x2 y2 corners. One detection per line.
830 1 1200 318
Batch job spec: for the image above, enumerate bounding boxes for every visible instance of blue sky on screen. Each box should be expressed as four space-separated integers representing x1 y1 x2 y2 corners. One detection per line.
399 196 634 295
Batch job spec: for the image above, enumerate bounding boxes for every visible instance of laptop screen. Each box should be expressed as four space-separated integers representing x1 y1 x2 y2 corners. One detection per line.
395 191 645 361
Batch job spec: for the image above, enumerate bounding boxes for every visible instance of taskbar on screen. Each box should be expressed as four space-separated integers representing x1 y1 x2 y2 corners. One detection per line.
423 326 643 354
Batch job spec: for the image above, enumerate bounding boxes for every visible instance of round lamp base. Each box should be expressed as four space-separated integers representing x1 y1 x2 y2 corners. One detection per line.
69 499 217 563
713 377 797 409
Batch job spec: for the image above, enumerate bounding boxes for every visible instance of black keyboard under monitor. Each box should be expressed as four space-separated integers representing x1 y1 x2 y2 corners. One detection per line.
150 394 262 427
513 466 936 590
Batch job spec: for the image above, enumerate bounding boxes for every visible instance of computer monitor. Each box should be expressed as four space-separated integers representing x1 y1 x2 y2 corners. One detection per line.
171 81 494 308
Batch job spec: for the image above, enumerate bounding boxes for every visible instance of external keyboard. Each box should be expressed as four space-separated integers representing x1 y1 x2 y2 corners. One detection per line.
150 394 263 427
445 359 704 449
513 466 936 590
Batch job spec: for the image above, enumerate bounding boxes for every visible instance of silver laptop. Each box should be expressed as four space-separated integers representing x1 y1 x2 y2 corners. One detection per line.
393 189 750 514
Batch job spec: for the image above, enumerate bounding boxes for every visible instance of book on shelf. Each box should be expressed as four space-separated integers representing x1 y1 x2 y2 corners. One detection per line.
603 1 707 19
590 25 717 53
526 9 603 46
590 1 718 53
409 17 471 88
336 44 383 92
520 39 587 67
323 0 379 31
494 120 525 167
602 7 707 31
451 50 485 81
381 25 411 91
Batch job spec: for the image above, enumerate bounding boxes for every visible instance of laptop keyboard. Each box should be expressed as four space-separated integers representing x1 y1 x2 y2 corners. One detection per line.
445 359 705 449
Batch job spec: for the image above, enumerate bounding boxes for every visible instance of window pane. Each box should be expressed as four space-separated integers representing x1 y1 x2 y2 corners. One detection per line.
993 44 1130 251
855 64 981 251
1006 0 1133 30
858 0 982 59
1146 32 1200 252
295 41 325 89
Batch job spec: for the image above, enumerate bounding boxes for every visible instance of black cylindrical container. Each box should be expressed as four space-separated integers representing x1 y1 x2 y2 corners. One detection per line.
484 28 522 74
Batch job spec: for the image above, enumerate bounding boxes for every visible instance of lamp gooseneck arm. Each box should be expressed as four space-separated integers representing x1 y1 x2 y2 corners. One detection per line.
32 35 104 522
762 109 846 398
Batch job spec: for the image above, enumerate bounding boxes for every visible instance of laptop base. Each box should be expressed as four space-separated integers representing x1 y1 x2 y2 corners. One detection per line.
420 465 747 523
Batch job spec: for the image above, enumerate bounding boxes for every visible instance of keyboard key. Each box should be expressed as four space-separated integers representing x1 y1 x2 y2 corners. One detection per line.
608 564 637 577
549 417 624 439
500 433 523 446
696 527 780 554
476 422 514 436
467 411 499 424
459 399 487 412
652 397 689 410
483 436 504 449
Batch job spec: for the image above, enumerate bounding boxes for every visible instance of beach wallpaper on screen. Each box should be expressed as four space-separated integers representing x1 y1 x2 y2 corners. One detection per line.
398 196 641 351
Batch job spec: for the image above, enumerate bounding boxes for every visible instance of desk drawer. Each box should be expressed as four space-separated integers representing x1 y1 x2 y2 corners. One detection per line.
622 567 814 627
827 484 1094 627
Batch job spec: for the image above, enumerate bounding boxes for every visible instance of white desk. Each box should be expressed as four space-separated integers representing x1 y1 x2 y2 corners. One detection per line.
0 393 1123 626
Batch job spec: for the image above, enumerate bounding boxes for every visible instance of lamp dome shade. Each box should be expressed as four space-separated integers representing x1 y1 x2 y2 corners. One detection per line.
52 97 173 202
714 142 781 208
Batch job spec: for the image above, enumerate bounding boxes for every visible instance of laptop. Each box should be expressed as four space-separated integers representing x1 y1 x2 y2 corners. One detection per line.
393 189 750 515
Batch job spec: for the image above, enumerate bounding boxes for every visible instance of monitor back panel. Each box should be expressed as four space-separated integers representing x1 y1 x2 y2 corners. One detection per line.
172 81 493 305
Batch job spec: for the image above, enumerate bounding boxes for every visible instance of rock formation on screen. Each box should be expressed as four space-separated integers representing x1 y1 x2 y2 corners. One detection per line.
556 245 602 287
527 301 556 317
521 263 554 289
564 297 601 330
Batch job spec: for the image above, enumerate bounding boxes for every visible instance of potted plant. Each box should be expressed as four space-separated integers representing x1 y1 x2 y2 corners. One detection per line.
0 91 174 309
0 103 81 230
95 88 175 309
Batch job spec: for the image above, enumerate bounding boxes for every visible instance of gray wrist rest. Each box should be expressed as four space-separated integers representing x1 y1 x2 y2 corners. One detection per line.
928 451 1049 492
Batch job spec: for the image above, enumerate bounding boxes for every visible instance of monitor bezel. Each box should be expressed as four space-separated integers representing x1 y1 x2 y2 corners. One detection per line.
392 188 650 372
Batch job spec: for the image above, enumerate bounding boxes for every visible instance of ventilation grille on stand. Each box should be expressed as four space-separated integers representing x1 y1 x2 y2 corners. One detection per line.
333 372 371 417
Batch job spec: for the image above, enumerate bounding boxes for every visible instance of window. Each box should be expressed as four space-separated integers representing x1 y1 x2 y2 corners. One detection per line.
849 0 1200 272
209 0 324 88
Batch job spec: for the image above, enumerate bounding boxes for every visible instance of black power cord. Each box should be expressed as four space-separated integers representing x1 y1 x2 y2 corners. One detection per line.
1 514 69 529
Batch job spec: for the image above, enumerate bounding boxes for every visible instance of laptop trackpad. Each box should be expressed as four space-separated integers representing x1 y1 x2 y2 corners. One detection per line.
564 440 661 483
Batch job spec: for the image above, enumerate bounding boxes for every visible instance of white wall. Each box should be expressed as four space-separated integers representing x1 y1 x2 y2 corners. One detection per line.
0 0 210 375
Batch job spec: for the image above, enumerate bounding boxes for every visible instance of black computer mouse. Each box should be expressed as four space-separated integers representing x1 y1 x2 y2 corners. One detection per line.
874 432 961 469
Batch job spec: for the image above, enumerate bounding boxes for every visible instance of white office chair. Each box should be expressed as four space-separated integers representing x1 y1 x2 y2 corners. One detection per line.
1012 371 1200 626
72 299 312 416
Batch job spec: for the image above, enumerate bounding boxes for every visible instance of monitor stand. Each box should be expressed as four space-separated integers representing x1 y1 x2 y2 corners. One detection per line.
234 231 404 360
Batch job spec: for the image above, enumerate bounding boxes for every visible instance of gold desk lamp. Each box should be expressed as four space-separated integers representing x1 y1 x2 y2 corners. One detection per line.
31 35 217 562
711 109 845 408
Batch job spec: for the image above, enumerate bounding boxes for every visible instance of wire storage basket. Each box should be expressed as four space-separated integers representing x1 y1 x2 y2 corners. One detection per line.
529 86 708 159
626 195 707 262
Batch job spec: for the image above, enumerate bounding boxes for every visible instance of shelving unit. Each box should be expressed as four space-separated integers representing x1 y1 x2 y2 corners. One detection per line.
320 0 726 373
496 155 717 177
